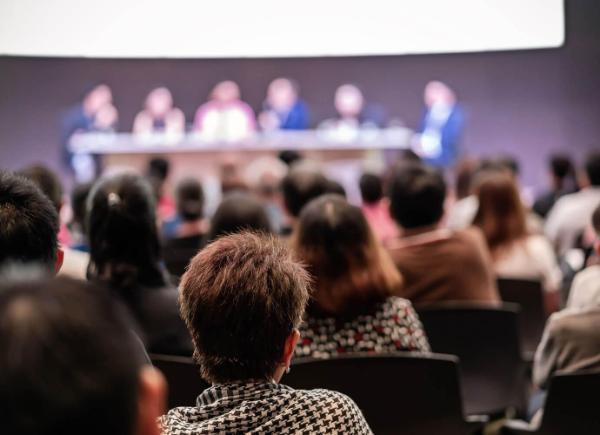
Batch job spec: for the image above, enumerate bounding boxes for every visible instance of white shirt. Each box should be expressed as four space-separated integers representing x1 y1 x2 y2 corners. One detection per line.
494 235 562 293
567 265 600 310
545 187 600 256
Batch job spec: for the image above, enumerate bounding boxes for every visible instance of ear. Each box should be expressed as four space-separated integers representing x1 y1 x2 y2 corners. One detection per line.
136 366 167 435
281 328 301 369
54 248 64 275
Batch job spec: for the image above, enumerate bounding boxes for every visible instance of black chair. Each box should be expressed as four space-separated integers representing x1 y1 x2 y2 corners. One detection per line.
285 352 485 435
416 302 527 416
150 353 209 408
503 370 600 434
497 278 546 359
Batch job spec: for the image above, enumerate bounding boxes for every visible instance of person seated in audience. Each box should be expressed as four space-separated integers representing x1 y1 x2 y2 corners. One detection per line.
0 171 63 273
472 171 562 313
87 173 192 355
68 181 93 252
445 157 480 230
163 178 207 278
386 163 499 304
193 80 256 141
533 154 577 218
206 192 272 241
0 276 166 435
160 232 372 434
546 151 600 256
291 195 430 359
566 204 600 310
259 77 310 131
279 164 330 236
359 172 399 243
133 87 185 136
146 157 176 223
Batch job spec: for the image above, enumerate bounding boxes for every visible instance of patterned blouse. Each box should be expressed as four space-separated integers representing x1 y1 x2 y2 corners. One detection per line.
296 296 430 359
160 382 372 434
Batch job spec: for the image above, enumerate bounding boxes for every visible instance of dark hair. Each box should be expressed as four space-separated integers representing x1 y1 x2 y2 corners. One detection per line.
472 172 527 257
175 178 204 221
495 155 520 177
454 158 480 200
87 173 167 300
278 150 302 167
359 173 383 204
281 168 329 217
325 179 347 197
71 182 93 228
17 164 63 212
585 151 600 186
147 157 170 181
0 276 145 435
0 171 59 269
180 232 310 383
388 163 447 229
292 195 402 316
208 192 272 241
550 154 574 180
592 204 600 236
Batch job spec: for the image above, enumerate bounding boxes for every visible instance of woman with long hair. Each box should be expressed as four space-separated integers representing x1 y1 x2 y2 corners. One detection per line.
87 172 192 355
291 194 429 358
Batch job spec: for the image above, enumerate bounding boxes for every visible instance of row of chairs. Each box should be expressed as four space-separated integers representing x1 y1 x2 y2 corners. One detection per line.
151 352 600 434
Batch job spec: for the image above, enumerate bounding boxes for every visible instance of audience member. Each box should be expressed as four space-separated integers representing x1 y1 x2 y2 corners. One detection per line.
163 178 207 277
280 165 329 235
146 157 176 222
472 172 562 313
566 204 600 310
0 171 62 273
68 182 93 252
546 152 600 256
133 87 185 136
291 195 429 359
445 158 480 230
18 165 90 279
386 163 499 304
259 77 310 131
87 173 192 355
160 233 372 434
359 172 399 242
206 192 272 241
533 154 577 218
193 80 256 141
0 276 166 435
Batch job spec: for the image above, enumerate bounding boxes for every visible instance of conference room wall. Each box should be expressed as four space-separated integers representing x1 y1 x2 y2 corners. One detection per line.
0 0 598 189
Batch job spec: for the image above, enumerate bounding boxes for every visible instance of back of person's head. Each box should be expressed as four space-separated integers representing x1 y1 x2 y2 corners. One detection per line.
388 163 446 229
208 192 272 241
585 151 600 186
472 171 527 254
550 154 574 181
0 276 164 435
495 155 520 178
359 173 384 204
175 178 204 222
278 150 302 167
280 167 329 217
87 173 166 293
147 158 170 182
292 195 401 316
17 164 63 212
70 182 93 229
0 171 59 271
454 158 480 200
325 179 347 197
180 232 310 383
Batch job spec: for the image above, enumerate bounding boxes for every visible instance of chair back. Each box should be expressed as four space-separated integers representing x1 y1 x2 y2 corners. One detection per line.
286 352 477 435
416 302 526 416
150 353 209 408
497 278 546 359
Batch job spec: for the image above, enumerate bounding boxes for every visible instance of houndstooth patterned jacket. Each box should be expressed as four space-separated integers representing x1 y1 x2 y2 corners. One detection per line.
160 381 373 434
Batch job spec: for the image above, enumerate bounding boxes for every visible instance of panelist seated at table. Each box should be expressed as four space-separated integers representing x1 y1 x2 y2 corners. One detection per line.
133 87 186 136
318 83 387 137
193 80 256 141
258 77 310 131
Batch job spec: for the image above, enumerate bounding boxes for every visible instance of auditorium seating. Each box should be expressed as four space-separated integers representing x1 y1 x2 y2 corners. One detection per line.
285 353 486 435
416 302 527 416
150 354 209 408
502 370 600 434
497 278 546 359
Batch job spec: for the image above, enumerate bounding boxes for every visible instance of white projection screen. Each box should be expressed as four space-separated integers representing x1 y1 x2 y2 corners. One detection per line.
0 0 564 58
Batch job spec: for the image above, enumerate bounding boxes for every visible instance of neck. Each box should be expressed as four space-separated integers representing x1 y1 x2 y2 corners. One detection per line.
402 223 440 238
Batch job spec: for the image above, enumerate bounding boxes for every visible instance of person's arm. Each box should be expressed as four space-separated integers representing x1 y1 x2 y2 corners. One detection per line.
533 315 560 389
533 236 563 313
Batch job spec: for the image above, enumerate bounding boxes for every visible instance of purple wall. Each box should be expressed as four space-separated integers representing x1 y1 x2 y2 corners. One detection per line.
1 0 599 188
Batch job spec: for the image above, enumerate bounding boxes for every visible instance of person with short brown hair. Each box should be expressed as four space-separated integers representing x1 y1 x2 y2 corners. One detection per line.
161 232 372 435
291 195 429 359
